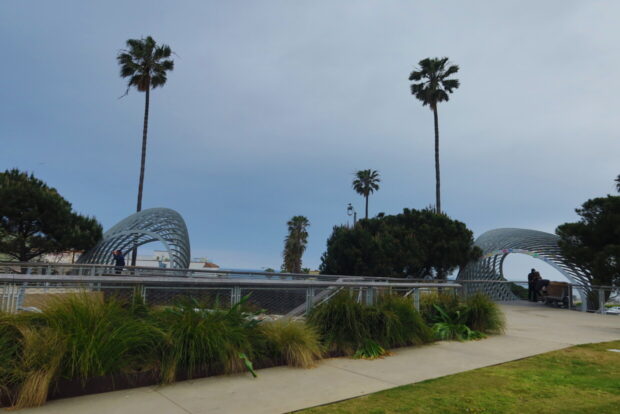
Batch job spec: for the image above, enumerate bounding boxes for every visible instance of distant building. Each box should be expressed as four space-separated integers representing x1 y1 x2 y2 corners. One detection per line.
38 249 219 269
136 250 220 270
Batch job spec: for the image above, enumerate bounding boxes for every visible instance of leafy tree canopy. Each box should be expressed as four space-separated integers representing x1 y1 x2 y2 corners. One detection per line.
0 169 103 262
556 195 620 287
319 208 481 279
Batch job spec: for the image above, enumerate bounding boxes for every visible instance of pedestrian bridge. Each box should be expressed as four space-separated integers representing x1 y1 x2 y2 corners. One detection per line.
457 228 591 308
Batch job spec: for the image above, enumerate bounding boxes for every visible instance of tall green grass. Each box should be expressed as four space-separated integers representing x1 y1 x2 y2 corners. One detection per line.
153 298 260 383
420 292 505 340
0 314 25 406
374 295 434 346
259 319 323 368
308 291 433 355
41 294 163 382
307 291 368 355
419 292 462 325
0 290 505 409
464 293 506 334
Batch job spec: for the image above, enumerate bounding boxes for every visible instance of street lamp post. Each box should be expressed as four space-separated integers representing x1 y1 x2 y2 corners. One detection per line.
347 203 357 227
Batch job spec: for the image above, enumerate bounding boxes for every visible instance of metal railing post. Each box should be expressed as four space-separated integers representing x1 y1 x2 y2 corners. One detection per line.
305 287 315 315
366 287 375 306
567 285 573 310
231 285 241 306
459 283 468 300
599 288 605 315
413 288 420 312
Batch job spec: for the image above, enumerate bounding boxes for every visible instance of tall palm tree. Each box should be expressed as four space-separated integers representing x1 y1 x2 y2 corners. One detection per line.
352 169 381 219
117 36 174 266
282 216 310 273
616 174 620 192
409 57 459 214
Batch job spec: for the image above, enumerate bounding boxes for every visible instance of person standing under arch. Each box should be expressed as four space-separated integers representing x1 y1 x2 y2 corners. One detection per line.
112 250 125 274
528 268 541 301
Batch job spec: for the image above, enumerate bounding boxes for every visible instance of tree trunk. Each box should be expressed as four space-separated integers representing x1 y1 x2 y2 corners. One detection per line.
132 86 150 267
433 106 441 214
365 195 369 219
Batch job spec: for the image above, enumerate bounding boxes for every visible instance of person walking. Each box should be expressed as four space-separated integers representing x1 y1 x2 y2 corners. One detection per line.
113 250 125 274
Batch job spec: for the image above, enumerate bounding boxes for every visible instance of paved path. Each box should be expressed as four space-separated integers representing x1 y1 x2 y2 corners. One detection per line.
16 304 620 414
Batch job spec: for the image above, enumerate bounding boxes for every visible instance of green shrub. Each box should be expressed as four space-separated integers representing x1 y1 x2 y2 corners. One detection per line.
309 291 435 355
154 297 260 383
13 325 65 409
353 339 388 359
40 294 163 382
375 295 434 346
3 294 163 409
419 292 462 325
307 290 368 355
0 314 25 406
465 293 506 334
259 319 323 368
430 304 484 341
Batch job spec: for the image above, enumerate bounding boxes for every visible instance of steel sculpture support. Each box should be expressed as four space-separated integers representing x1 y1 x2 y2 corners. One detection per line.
457 228 590 309
78 208 190 268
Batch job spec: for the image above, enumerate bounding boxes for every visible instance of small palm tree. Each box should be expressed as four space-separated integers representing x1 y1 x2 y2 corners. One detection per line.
352 169 381 219
409 57 459 214
117 36 174 266
282 216 310 273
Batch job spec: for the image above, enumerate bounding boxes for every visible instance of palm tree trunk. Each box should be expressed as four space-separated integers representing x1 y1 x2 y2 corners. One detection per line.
365 195 369 219
433 106 441 214
131 86 150 267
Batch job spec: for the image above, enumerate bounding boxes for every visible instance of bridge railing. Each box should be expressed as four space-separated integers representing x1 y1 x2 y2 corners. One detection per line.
0 269 461 316
0 262 616 315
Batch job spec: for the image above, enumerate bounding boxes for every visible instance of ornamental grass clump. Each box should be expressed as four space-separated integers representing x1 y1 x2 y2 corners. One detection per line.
154 297 260 383
419 291 461 325
40 293 163 382
259 319 323 368
0 314 25 406
12 326 65 409
5 293 164 409
464 293 506 334
374 294 434 346
307 290 368 356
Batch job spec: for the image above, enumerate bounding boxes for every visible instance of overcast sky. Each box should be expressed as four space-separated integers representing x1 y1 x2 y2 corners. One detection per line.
2 1 618 276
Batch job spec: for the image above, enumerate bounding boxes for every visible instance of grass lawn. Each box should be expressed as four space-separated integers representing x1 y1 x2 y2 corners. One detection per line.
299 340 620 414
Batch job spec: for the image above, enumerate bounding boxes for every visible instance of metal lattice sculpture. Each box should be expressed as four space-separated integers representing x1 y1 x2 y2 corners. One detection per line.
78 208 190 268
457 228 590 304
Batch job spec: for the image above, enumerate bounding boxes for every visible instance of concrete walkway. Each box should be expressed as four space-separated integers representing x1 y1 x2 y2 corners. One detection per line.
16 304 620 414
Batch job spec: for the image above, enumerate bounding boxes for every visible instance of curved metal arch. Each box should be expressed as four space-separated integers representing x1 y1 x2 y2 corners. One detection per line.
78 208 190 268
457 228 590 305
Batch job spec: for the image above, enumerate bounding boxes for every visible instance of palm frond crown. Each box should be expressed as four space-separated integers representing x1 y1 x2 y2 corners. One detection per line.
283 216 310 273
408 57 459 110
117 36 174 94
352 169 381 198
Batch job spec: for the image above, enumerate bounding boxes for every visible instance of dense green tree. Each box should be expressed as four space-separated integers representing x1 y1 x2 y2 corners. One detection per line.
409 57 460 214
320 208 480 279
352 169 381 219
282 216 310 273
117 36 174 266
0 169 102 262
556 195 620 293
